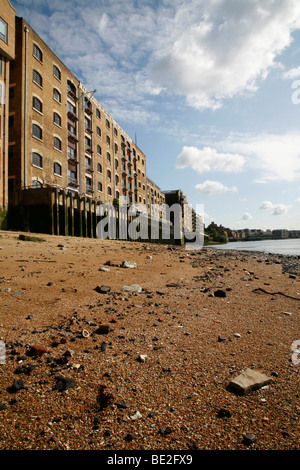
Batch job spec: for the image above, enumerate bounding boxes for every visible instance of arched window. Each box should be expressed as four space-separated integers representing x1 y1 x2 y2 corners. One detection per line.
32 123 42 140
33 69 42 87
54 136 62 151
54 162 62 176
53 88 61 103
53 112 61 127
32 179 42 188
32 96 42 113
32 152 42 168
33 43 43 62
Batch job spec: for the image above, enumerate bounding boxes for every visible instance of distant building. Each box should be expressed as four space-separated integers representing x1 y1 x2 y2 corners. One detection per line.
272 229 289 239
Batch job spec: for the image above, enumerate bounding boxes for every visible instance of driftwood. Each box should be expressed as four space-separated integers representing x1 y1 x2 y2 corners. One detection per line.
252 287 300 301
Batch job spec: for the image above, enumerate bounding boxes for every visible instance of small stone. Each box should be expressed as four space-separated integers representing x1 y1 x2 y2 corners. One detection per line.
122 284 142 293
82 329 90 338
122 260 137 269
218 336 226 342
27 345 48 357
125 433 136 442
228 368 273 395
54 376 77 392
214 290 226 298
130 411 142 420
159 427 172 436
95 324 112 334
217 408 231 418
99 267 110 272
243 433 257 445
94 285 111 294
234 333 241 338
138 354 147 363
9 379 26 393
0 402 6 411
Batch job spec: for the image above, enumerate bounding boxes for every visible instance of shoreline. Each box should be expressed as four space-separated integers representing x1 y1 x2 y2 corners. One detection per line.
0 230 299 451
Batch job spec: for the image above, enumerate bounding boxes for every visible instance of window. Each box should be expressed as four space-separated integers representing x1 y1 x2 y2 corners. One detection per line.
32 179 42 188
32 152 42 168
9 115 14 127
106 135 110 147
32 123 42 140
96 126 101 136
114 127 118 136
0 17 8 44
67 101 76 115
54 162 62 176
107 169 111 181
53 88 61 103
33 69 42 87
106 119 110 128
33 43 43 62
96 109 101 119
98 181 103 192
33 96 42 113
114 143 118 153
53 65 61 81
115 158 118 169
85 176 92 190
97 145 102 155
97 163 102 173
54 136 62 151
115 174 119 185
53 112 61 127
107 152 111 164
68 146 76 160
107 186 112 196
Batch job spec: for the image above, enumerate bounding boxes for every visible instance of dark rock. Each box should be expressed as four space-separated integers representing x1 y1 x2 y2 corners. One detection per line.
243 433 257 445
0 402 6 411
218 336 226 342
214 290 227 298
217 408 231 418
9 379 26 393
159 426 172 436
54 376 77 392
125 433 136 442
94 285 111 294
27 345 48 357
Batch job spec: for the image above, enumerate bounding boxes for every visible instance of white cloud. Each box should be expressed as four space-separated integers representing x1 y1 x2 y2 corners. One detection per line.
14 0 300 118
221 132 300 182
259 200 291 215
176 146 245 174
283 66 300 79
150 0 300 110
195 180 238 195
242 212 253 220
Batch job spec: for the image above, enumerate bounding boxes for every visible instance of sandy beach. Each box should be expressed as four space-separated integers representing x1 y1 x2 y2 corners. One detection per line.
0 230 299 452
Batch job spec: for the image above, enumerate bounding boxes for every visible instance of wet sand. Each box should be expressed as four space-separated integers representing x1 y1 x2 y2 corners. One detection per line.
0 230 299 451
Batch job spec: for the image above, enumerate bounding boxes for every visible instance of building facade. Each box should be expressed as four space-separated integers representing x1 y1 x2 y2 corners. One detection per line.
8 16 148 214
0 0 15 216
146 177 166 219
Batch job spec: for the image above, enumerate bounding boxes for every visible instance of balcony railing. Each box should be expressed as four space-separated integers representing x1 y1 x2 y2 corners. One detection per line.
68 176 79 187
85 163 94 172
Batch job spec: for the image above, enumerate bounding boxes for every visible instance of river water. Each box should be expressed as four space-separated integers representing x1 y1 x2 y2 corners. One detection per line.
210 238 300 256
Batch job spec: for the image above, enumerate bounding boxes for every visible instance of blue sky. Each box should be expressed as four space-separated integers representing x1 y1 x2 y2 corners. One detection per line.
11 0 300 230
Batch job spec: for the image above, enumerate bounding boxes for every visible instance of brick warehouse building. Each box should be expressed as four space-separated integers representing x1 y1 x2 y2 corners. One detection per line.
0 0 15 222
1 2 200 243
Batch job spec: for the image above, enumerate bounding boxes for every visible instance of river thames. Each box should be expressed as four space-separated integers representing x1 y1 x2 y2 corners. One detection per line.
210 238 300 256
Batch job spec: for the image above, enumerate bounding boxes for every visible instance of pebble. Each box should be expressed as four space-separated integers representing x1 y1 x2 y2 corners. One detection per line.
243 433 257 445
122 260 137 269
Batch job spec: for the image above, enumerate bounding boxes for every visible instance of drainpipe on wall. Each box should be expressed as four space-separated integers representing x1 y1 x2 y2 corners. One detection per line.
2 57 7 208
24 25 29 189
